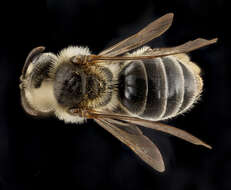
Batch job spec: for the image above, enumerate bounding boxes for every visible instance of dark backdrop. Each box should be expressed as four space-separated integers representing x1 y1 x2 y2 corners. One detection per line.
0 0 226 190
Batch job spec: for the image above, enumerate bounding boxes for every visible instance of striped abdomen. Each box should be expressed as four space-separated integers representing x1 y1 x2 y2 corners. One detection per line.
118 54 203 121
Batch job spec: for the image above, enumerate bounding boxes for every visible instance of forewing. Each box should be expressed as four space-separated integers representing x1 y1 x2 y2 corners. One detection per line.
98 13 174 57
95 118 165 172
149 38 218 57
89 38 217 62
87 111 212 149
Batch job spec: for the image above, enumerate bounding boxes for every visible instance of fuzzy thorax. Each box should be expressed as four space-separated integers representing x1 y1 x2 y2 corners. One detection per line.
49 46 115 122
49 46 91 79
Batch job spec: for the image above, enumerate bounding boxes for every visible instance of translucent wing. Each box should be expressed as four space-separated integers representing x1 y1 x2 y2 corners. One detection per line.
98 13 174 57
148 38 218 57
84 111 212 149
95 118 165 172
88 38 217 62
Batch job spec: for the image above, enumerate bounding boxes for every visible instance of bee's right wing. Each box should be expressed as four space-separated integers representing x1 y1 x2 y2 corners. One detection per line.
87 38 217 62
98 13 174 57
95 118 165 172
147 38 218 57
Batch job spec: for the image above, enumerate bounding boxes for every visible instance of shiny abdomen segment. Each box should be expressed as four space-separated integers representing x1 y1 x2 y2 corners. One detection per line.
118 56 201 120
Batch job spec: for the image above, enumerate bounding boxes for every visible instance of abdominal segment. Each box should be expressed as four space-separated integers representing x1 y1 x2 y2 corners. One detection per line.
118 55 201 121
118 60 148 115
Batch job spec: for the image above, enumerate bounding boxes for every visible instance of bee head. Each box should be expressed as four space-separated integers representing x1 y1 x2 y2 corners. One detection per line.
20 46 57 116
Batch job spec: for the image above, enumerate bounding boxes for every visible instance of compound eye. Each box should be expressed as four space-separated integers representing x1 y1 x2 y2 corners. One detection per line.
21 46 57 89
30 53 57 88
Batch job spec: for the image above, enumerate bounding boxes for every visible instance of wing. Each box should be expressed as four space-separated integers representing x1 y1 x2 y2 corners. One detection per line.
78 110 212 149
95 118 165 172
98 13 174 57
148 38 218 57
87 38 217 62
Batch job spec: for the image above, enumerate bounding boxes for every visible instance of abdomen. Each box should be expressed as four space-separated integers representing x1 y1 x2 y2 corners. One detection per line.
118 54 203 121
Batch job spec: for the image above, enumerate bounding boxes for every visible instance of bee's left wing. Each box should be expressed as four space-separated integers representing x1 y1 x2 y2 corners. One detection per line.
95 118 165 172
83 111 212 149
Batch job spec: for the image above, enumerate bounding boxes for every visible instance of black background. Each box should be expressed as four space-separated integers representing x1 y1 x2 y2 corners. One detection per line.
0 0 226 190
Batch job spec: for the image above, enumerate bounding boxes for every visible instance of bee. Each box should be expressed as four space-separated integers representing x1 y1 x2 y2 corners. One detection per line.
19 13 217 172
